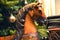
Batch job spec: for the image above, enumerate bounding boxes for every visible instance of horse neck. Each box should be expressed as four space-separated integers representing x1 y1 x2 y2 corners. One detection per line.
24 14 37 34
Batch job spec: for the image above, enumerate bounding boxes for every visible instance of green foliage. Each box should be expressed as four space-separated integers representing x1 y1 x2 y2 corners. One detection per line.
0 0 19 7
0 0 5 4
38 29 49 37
34 21 46 29
0 13 2 17
0 29 9 36
9 29 16 35
34 21 49 37
0 18 4 21
0 13 4 21
19 0 36 9
0 29 16 36
27 0 36 4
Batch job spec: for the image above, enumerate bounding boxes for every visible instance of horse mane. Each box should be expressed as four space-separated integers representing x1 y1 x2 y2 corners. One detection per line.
18 2 38 16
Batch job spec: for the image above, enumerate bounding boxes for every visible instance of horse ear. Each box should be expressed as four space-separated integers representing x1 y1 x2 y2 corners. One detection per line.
32 3 38 7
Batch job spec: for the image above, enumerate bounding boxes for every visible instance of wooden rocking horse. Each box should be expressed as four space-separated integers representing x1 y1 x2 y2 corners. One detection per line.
16 2 46 40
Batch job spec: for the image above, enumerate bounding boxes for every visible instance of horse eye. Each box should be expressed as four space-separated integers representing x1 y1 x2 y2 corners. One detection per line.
34 6 38 9
38 10 42 15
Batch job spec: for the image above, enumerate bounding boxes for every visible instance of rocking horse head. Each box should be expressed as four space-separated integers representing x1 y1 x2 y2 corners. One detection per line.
18 2 46 20
16 2 46 40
